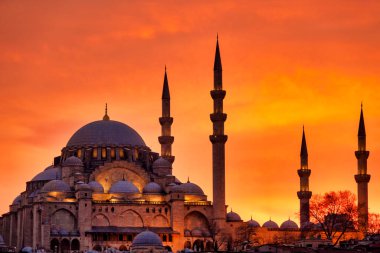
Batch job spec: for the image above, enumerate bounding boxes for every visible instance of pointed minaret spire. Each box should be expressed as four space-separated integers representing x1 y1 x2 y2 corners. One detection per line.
158 66 175 165
355 103 370 231
162 65 170 99
297 126 312 229
214 35 223 90
358 103 366 150
103 103 110 121
300 126 308 169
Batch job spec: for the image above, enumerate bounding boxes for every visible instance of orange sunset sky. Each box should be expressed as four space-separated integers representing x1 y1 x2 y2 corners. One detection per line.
1 1 380 225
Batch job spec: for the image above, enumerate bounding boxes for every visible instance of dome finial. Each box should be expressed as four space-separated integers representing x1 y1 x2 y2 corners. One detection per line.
103 103 110 121
187 177 190 183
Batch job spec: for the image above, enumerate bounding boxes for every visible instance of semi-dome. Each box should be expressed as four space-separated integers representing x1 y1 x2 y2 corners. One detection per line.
88 181 104 193
247 217 260 228
62 156 83 167
66 119 146 147
109 180 139 194
152 157 171 168
171 180 204 195
143 182 163 194
227 210 242 222
41 180 71 193
31 165 61 182
263 220 279 229
280 219 299 229
132 230 163 247
12 195 22 205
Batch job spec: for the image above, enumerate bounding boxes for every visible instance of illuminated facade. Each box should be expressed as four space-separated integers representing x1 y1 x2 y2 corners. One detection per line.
0 39 245 253
0 39 368 253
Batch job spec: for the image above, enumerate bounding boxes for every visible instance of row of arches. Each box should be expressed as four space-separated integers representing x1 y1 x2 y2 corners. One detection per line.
50 238 80 253
184 240 213 252
93 245 173 252
92 212 169 227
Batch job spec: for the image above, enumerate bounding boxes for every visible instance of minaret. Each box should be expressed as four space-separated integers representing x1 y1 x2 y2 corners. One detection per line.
297 126 312 229
210 36 227 224
158 67 175 163
355 104 370 231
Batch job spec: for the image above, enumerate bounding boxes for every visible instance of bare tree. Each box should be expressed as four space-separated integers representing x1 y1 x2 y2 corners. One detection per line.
208 221 230 251
310 190 357 245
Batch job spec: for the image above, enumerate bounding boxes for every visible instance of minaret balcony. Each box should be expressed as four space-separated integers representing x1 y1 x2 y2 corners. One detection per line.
209 134 228 144
355 174 371 183
158 136 174 144
159 117 173 125
297 169 311 177
297 191 312 200
210 113 227 122
355 150 369 159
210 90 226 99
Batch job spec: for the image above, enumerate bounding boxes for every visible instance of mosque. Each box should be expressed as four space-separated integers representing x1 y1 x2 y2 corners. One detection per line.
0 39 370 253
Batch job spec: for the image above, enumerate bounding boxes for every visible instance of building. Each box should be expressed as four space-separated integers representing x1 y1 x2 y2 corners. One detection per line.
0 38 370 253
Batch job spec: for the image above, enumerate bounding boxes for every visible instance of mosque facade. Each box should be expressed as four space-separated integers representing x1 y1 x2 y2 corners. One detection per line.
0 39 369 253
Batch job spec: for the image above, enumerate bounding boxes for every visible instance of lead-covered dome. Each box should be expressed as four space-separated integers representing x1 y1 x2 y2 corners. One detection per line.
280 219 299 229
227 210 242 222
41 180 71 193
247 217 260 228
132 230 163 247
66 120 146 147
143 182 163 194
62 156 83 167
31 165 61 182
88 181 104 193
12 195 22 205
109 180 139 194
171 180 204 195
263 220 279 229
152 157 171 168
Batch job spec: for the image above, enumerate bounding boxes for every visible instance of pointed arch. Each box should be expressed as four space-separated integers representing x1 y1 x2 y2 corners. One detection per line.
51 208 77 232
92 213 110 227
151 214 169 227
184 211 209 231
119 209 143 227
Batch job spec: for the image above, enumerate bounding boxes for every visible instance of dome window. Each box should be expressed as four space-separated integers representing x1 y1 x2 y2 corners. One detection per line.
101 148 106 159
111 148 116 159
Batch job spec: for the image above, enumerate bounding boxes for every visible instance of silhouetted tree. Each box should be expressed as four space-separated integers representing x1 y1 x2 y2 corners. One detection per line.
208 221 230 251
367 213 380 235
310 190 357 245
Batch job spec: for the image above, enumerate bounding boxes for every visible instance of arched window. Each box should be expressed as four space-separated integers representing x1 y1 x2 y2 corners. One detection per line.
92 148 98 158
101 148 107 159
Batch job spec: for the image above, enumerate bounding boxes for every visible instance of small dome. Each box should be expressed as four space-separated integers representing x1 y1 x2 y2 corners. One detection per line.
280 219 298 229
31 166 61 182
171 180 204 195
280 219 299 229
62 156 83 167
41 180 71 193
76 182 91 191
132 230 163 247
21 247 33 253
88 181 104 193
152 157 171 168
247 218 260 228
109 180 139 194
227 211 242 222
143 182 163 194
263 220 279 229
12 195 22 205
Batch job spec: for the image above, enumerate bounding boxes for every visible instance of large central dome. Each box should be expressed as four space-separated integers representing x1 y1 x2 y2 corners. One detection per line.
66 119 146 147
